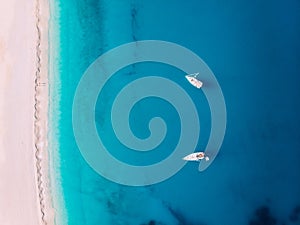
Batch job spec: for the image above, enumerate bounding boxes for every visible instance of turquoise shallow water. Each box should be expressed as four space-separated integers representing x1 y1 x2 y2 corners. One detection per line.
50 0 300 224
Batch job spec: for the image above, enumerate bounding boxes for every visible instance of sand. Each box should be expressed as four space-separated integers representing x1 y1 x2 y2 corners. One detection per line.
0 0 54 224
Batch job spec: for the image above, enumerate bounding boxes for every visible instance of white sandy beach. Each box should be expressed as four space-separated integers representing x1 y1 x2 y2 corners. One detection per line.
0 0 53 224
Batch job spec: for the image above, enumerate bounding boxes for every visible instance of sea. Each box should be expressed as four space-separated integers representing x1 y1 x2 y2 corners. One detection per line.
48 0 300 224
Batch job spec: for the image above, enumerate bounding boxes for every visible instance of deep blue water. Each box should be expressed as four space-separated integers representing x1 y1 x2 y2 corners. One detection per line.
50 0 300 224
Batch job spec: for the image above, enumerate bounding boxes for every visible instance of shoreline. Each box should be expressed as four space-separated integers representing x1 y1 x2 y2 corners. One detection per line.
34 0 56 224
48 0 68 223
0 0 55 224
